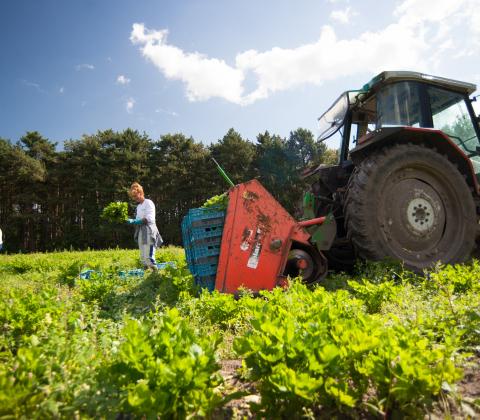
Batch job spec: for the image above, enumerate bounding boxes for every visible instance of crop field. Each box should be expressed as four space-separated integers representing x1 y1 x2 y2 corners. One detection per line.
0 247 479 419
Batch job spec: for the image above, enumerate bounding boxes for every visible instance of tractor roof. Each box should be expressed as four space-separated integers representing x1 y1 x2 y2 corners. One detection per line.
317 71 477 143
362 71 477 96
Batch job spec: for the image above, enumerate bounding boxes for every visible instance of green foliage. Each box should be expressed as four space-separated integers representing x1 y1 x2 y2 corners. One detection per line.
209 128 256 185
254 128 332 214
233 280 467 417
0 254 56 274
382 263 480 349
57 260 89 287
155 264 197 305
101 201 129 223
0 308 118 419
201 193 228 210
0 250 478 418
1 126 340 252
178 289 254 331
146 132 213 245
427 261 480 294
77 270 118 305
234 283 368 416
0 286 64 351
348 278 400 313
103 309 223 418
357 324 462 416
441 114 477 147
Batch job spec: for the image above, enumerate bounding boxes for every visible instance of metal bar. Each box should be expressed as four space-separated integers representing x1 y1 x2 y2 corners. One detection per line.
297 216 326 227
211 157 235 187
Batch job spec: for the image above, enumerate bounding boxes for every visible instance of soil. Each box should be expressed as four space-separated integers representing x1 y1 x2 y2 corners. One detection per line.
215 359 257 419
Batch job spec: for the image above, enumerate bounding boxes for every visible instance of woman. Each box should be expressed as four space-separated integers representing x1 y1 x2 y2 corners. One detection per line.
127 182 163 270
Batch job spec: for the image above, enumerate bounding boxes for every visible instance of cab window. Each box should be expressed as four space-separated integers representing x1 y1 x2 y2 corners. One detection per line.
428 85 480 179
376 82 421 128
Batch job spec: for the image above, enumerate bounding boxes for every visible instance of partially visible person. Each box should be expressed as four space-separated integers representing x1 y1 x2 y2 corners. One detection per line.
0 227 2 251
127 182 163 270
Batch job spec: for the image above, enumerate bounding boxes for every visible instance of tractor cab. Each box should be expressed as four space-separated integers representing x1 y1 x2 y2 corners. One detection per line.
318 71 480 182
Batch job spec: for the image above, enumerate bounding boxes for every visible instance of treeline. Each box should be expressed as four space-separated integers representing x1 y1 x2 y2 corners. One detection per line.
0 128 337 253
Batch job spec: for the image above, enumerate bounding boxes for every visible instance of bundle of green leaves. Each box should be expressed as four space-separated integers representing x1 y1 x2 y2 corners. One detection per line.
201 193 228 210
101 201 129 223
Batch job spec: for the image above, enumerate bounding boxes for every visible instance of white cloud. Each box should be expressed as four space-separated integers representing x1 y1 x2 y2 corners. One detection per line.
130 23 244 103
116 75 131 85
131 0 479 106
59 87 65 94
75 63 95 71
126 97 136 113
330 7 355 24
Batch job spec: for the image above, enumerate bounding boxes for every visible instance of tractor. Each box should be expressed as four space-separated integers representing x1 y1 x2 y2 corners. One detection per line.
304 70 480 273
182 71 480 293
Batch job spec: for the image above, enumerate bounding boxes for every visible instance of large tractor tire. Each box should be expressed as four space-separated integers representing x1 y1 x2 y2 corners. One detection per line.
344 143 477 271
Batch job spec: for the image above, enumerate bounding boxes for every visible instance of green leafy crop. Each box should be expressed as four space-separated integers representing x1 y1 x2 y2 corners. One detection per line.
0 251 478 418
101 201 129 223
104 309 223 418
233 280 465 418
201 193 228 210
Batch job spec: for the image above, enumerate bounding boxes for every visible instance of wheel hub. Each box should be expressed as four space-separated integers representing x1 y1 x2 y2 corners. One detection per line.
286 249 315 281
382 178 445 253
406 198 434 233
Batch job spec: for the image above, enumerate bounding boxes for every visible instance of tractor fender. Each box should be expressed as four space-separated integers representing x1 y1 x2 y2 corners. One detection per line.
349 126 480 194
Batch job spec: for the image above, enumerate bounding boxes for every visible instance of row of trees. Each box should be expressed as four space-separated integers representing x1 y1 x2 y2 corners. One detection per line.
0 128 337 253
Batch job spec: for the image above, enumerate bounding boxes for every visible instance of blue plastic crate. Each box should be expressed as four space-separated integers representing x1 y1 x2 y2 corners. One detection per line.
80 261 177 281
79 269 97 279
181 218 190 243
181 207 225 281
118 268 145 278
184 246 194 267
184 240 221 277
193 258 219 277
187 207 225 221
181 218 223 244
192 254 218 266
191 234 222 247
195 274 216 292
188 224 224 241
190 216 225 228
157 261 177 270
191 240 221 260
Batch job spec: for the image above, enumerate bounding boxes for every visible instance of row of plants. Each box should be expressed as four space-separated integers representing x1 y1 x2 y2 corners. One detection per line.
0 249 479 418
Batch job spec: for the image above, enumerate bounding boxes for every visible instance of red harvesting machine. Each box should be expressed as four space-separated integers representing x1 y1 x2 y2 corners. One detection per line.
182 179 330 294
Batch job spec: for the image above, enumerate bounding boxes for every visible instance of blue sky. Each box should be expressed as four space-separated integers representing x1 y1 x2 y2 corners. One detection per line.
1 0 479 149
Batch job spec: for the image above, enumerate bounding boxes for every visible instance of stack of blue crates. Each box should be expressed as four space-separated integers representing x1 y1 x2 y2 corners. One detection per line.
181 207 225 291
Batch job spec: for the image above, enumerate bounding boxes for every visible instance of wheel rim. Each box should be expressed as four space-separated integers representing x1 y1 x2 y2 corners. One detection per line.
406 197 435 233
379 167 456 264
